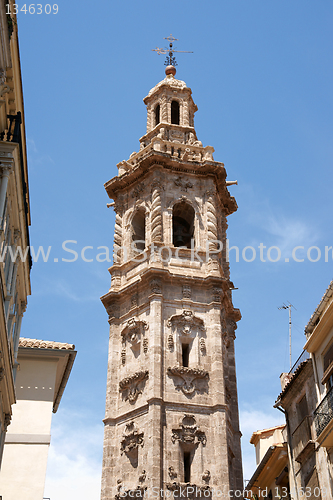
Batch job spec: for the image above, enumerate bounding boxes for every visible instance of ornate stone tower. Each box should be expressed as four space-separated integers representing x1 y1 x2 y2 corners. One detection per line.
101 63 243 499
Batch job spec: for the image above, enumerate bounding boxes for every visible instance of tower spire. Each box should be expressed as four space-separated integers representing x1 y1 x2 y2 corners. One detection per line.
152 34 193 70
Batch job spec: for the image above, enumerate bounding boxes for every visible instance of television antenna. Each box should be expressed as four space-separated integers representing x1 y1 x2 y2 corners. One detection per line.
152 34 193 67
278 302 296 371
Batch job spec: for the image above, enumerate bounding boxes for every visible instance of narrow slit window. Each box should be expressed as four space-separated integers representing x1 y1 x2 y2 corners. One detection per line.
155 104 160 126
184 451 191 483
182 344 189 367
171 100 180 125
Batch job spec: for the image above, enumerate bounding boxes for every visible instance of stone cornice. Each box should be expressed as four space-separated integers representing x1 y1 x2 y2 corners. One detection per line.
103 400 228 425
104 151 237 216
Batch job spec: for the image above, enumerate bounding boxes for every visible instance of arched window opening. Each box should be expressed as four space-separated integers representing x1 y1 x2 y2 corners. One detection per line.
173 201 195 249
155 104 160 126
131 210 146 252
171 100 180 125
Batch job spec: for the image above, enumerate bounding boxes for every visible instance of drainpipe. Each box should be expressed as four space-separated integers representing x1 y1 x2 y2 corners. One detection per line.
275 404 299 500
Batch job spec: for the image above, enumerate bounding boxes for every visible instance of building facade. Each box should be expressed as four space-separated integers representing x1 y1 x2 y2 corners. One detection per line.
100 63 243 499
246 425 290 499
248 281 333 500
0 338 76 500
0 0 31 465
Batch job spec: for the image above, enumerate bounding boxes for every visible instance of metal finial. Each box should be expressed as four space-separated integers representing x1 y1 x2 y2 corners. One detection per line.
152 34 193 68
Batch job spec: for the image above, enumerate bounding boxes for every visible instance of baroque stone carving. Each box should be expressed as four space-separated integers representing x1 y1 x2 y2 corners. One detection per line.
167 310 204 337
199 337 206 355
212 287 222 303
171 415 206 446
168 466 178 480
132 183 145 198
202 470 211 482
167 333 174 351
150 278 162 294
167 366 209 395
121 346 126 366
138 470 146 482
182 285 191 299
120 421 144 455
151 181 163 242
174 176 193 192
121 318 149 345
119 370 149 403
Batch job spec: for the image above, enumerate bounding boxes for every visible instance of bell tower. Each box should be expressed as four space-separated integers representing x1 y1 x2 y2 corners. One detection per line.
101 61 243 499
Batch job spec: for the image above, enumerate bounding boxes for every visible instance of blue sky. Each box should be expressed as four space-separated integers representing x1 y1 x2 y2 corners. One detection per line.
15 0 333 496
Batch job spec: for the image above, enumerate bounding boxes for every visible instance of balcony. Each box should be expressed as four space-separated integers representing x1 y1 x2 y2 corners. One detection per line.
314 386 333 447
291 415 315 463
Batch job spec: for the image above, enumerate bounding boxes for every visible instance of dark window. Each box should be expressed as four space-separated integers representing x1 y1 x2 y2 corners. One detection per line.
173 201 195 249
155 104 160 126
182 344 189 367
132 211 145 252
324 343 333 373
184 451 191 483
297 395 308 422
171 100 180 125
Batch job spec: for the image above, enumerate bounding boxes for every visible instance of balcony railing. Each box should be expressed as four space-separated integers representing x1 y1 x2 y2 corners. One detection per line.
289 350 310 375
314 386 333 438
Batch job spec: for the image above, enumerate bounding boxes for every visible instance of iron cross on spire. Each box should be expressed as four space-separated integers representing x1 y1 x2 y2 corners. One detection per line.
152 34 193 67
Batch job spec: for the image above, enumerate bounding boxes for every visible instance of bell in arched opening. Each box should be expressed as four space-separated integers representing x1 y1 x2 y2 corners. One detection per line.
172 201 195 248
131 210 146 252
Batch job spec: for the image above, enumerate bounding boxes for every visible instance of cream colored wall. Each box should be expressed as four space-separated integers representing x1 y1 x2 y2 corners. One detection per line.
0 443 49 500
0 355 58 500
255 427 284 465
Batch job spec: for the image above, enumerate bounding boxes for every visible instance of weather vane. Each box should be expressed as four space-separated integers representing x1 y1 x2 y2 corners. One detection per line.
152 34 193 67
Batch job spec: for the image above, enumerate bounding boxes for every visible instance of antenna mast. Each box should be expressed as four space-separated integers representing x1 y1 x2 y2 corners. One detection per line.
278 302 296 371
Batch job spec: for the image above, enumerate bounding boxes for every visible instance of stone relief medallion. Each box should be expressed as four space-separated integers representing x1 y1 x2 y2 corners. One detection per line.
167 310 205 338
167 366 209 395
150 278 162 294
119 370 149 403
171 414 206 447
174 176 193 192
120 421 144 456
121 318 149 346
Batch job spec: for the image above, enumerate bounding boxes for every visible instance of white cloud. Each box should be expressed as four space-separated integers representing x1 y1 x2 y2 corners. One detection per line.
44 410 103 500
240 406 285 482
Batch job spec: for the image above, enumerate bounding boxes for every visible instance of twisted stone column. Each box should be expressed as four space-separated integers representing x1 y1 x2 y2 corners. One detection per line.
113 203 123 263
151 181 163 242
206 190 218 250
